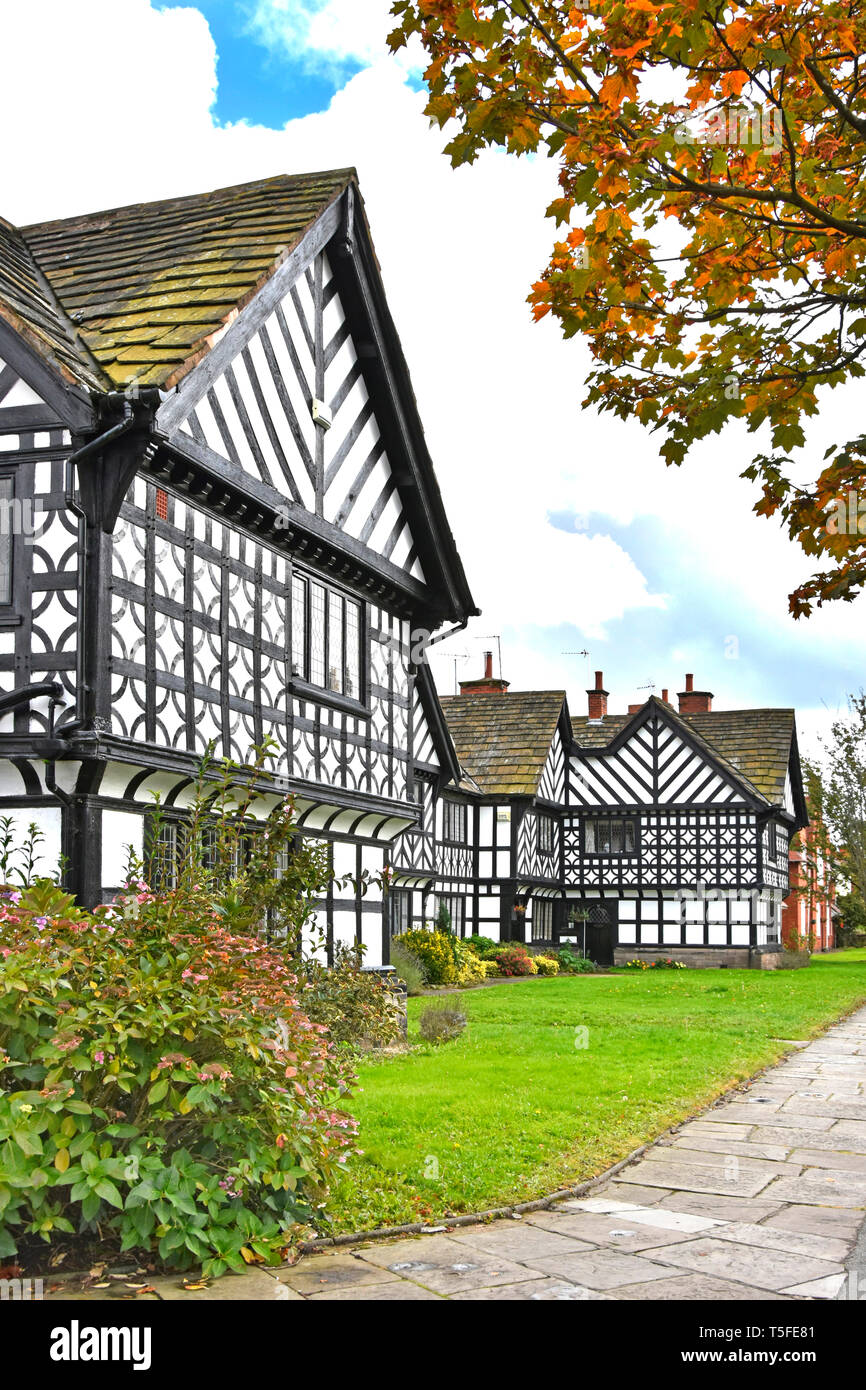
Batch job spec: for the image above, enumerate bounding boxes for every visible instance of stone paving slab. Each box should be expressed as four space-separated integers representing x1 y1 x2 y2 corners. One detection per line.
450 1278 612 1301
642 1144 802 1178
524 1249 678 1291
606 1273 792 1301
636 1236 844 1292
615 1159 778 1198
763 1205 864 1239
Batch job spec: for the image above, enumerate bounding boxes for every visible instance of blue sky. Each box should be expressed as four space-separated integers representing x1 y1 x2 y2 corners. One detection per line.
158 1 364 125
3 0 863 752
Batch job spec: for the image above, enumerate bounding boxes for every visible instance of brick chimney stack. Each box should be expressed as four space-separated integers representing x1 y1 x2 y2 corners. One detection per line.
661 688 669 704
587 671 608 720
677 672 713 714
459 650 510 695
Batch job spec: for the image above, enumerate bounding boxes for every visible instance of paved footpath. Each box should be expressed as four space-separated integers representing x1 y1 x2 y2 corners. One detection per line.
49 1006 866 1302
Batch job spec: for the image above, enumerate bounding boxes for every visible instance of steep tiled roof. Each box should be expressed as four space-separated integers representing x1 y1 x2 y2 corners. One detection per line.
684 708 796 806
0 218 103 390
4 171 353 391
571 704 796 805
440 691 566 797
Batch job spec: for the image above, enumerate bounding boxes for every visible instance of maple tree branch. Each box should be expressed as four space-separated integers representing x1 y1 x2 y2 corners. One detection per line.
804 58 866 140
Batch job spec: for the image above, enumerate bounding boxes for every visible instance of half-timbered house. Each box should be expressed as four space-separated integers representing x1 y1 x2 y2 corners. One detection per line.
408 658 809 968
0 172 476 965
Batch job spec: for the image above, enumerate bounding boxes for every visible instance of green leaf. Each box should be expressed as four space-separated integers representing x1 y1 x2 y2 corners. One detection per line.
94 1179 124 1209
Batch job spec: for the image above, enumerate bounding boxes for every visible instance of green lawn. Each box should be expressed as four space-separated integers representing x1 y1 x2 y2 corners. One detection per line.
327 949 866 1234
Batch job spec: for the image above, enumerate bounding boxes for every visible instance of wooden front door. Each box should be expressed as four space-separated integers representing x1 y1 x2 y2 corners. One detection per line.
566 902 617 966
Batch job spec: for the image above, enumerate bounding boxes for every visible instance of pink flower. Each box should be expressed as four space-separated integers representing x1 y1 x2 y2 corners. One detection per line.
93 1051 105 1064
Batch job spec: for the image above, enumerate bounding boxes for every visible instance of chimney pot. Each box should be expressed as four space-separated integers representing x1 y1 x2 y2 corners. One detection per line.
459 651 510 696
587 672 609 721
678 673 713 714
661 688 669 703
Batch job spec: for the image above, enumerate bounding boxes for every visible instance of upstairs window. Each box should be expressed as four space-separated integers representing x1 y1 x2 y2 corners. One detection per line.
292 573 362 700
0 475 13 605
538 813 555 856
585 817 637 856
443 799 468 844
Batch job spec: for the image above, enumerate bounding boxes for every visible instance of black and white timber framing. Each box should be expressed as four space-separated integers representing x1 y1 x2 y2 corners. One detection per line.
0 175 810 968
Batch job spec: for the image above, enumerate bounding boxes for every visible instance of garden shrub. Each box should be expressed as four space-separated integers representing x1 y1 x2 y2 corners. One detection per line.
464 934 498 958
417 1001 467 1045
301 945 402 1047
493 945 538 977
389 939 428 996
393 929 482 986
0 879 356 1277
558 949 598 974
532 954 560 977
622 957 686 971
0 742 398 1277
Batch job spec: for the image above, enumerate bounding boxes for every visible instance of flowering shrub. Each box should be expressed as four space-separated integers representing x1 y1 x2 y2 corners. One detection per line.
0 878 357 1276
493 945 538 977
623 957 687 971
532 955 560 977
392 929 484 986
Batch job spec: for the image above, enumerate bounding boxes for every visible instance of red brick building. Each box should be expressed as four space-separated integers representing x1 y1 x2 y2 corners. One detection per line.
782 824 839 953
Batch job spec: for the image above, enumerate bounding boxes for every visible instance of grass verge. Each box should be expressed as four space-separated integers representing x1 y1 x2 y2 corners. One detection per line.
327 949 866 1234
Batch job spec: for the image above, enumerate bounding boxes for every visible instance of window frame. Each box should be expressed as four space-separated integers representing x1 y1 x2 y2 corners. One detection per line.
442 798 468 845
533 898 554 942
441 894 466 936
390 888 412 937
538 812 555 858
290 568 367 712
583 815 639 858
0 470 17 608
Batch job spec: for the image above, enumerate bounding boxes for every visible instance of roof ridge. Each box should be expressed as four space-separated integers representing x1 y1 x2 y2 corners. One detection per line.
19 169 358 235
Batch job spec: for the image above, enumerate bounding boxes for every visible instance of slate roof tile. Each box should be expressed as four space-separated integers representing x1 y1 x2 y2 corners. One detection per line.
1 170 354 391
443 693 796 806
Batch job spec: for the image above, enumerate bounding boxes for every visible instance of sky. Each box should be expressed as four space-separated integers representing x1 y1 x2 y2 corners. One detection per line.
2 0 863 758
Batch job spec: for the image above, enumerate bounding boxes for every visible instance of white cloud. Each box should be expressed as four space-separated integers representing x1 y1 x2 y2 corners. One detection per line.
245 0 419 74
3 0 866 722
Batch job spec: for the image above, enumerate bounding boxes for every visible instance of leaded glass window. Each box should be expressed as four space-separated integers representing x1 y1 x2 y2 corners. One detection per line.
0 476 13 605
391 889 412 936
585 817 637 856
534 898 554 941
443 799 467 843
291 575 306 677
291 571 362 700
310 582 326 688
538 813 555 856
